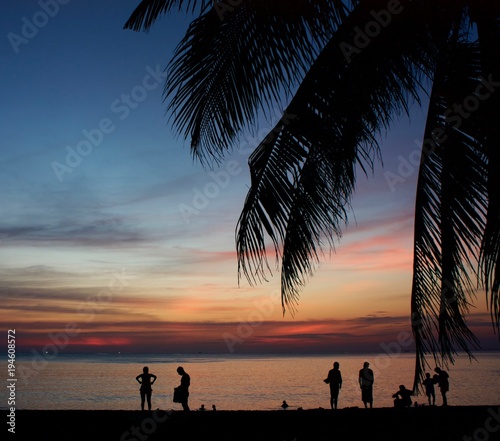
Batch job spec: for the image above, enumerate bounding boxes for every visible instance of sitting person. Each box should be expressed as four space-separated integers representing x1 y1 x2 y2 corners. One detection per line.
392 385 413 408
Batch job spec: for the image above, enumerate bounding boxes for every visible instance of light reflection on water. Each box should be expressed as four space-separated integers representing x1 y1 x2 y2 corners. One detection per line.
3 352 499 410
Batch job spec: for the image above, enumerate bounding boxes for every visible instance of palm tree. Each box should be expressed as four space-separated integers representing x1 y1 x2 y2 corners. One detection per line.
124 0 500 390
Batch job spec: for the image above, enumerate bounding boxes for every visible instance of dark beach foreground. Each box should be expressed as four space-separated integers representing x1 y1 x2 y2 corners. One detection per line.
7 406 500 441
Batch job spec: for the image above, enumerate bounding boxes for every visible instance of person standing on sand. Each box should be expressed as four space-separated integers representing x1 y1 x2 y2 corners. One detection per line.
136 366 157 411
358 361 374 408
422 372 436 406
176 366 191 411
324 361 342 409
434 367 449 406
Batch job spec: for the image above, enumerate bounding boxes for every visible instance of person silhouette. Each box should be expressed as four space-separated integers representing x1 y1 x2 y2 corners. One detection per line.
392 385 413 408
199 404 206 411
281 400 289 410
324 361 342 409
136 366 157 411
358 361 374 408
176 366 191 411
422 372 436 406
212 404 217 411
434 367 449 406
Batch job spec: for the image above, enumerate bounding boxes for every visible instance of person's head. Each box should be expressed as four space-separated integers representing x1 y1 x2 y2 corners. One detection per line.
434 367 441 374
363 361 369 368
333 362 339 369
399 385 405 390
177 366 185 375
143 366 149 374
425 373 430 378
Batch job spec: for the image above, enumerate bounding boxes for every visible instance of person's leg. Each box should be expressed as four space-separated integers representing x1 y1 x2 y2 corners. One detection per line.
182 398 190 411
442 391 447 406
140 391 145 411
147 391 152 411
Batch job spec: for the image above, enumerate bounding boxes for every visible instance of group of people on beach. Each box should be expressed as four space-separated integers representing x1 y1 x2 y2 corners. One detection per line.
324 361 375 409
324 361 450 410
390 367 449 408
136 361 450 411
136 366 190 411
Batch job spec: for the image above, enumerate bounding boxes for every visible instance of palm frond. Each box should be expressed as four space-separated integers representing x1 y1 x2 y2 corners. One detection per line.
411 39 488 391
164 0 347 165
473 6 500 336
237 0 443 312
124 0 213 31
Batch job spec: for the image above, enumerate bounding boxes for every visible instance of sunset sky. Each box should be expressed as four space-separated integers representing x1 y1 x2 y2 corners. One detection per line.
1 0 498 355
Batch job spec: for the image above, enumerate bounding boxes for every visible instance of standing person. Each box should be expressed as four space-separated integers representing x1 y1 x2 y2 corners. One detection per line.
358 361 374 408
324 361 342 409
434 367 449 406
176 366 191 411
136 366 157 411
422 372 436 406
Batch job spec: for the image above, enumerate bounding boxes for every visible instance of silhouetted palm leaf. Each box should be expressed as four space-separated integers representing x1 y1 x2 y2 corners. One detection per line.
411 37 489 389
237 0 442 313
163 0 346 164
474 6 500 337
124 0 213 31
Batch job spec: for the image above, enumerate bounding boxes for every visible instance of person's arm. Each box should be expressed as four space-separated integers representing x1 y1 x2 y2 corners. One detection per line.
151 374 157 384
136 375 142 384
339 373 342 389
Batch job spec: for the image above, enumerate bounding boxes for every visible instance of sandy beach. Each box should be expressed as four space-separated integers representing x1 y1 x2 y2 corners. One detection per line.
7 406 500 441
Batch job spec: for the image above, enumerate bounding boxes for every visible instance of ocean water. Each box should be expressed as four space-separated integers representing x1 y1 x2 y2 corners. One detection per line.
2 352 499 411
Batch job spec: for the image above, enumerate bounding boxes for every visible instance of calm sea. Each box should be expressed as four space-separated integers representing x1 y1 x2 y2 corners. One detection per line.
2 352 499 411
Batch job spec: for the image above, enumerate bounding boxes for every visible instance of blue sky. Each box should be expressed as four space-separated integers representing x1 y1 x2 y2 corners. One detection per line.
1 0 497 354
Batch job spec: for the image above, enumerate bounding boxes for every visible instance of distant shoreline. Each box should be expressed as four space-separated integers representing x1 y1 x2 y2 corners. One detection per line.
5 349 500 355
8 406 500 441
